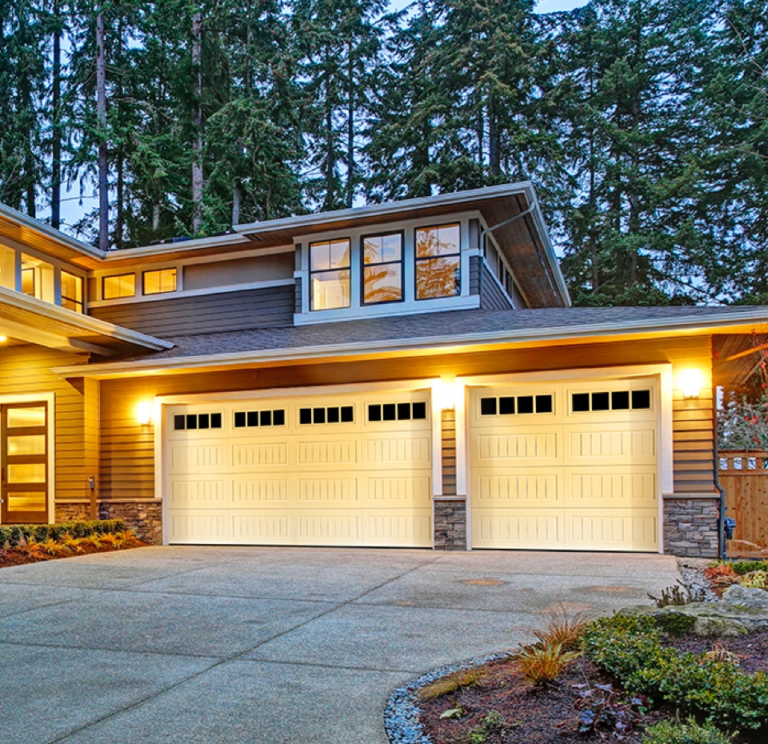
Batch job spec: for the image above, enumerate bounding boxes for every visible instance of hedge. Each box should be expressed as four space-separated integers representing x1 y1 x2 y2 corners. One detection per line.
0 519 126 548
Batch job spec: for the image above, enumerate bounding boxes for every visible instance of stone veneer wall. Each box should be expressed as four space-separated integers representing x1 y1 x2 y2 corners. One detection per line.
55 503 92 522
663 497 720 558
98 501 163 545
434 500 467 550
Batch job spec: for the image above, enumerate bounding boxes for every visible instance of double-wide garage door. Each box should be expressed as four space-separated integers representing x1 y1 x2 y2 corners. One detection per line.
470 379 659 551
166 391 433 547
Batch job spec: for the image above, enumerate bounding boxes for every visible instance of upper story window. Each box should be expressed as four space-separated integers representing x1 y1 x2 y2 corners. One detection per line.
415 223 460 300
21 254 54 303
103 273 135 300
61 271 84 313
143 268 177 295
310 239 350 310
363 232 403 305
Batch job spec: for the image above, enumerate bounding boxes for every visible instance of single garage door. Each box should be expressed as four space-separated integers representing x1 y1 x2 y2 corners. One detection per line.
470 378 659 551
165 390 433 547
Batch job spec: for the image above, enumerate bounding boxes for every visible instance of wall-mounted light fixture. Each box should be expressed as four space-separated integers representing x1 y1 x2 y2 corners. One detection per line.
680 369 703 399
0 336 8 343
136 401 153 426
437 377 457 410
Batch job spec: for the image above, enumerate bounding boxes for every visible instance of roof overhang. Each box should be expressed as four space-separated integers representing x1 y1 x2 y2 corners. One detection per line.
0 286 173 356
51 309 767 380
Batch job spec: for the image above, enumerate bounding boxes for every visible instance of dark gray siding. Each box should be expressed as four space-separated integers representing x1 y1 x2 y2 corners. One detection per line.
470 256 513 310
90 284 295 337
469 255 481 296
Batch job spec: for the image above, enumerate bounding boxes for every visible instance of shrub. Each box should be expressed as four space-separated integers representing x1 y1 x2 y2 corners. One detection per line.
514 642 581 686
739 570 768 589
582 614 768 731
648 581 700 608
653 612 697 637
703 564 739 588
730 560 768 576
532 602 590 650
0 520 125 548
641 717 736 744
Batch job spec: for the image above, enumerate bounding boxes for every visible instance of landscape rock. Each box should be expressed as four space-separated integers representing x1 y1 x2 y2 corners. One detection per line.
722 584 768 610
620 600 768 636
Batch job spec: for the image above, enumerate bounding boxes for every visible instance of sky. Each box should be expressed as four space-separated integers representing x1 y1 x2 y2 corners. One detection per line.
54 0 588 239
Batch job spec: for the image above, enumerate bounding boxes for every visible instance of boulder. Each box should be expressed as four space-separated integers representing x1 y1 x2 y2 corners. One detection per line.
722 584 768 610
619 600 768 636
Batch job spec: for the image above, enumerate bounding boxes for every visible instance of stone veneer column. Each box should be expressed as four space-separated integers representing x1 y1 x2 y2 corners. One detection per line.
434 409 467 550
99 501 163 544
663 496 720 558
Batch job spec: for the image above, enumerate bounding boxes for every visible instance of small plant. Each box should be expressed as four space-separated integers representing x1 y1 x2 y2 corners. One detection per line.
739 570 768 589
532 602 590 650
467 711 504 744
416 668 485 701
648 581 698 608
704 643 742 666
703 564 740 588
514 642 581 686
439 704 464 719
730 560 768 576
641 716 736 744
572 681 647 737
38 538 72 557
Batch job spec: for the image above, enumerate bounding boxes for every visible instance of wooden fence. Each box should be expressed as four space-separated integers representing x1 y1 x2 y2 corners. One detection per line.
719 450 768 555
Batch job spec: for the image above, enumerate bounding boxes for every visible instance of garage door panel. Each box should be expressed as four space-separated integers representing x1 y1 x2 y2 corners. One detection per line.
232 512 290 542
565 467 657 508
474 429 560 464
298 512 362 543
232 477 289 504
170 512 230 543
565 425 656 464
231 441 289 468
363 434 431 466
170 478 228 507
364 474 432 504
566 509 658 551
473 470 561 507
366 510 432 546
169 441 226 472
472 508 563 549
297 438 358 466
297 476 359 504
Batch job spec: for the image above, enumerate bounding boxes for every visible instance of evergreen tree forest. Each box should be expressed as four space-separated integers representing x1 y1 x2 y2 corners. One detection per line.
0 0 766 306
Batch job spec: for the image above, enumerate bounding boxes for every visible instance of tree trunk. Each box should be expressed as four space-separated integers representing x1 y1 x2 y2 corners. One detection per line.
232 181 242 226
191 11 203 234
96 11 109 251
346 38 354 208
488 96 500 177
51 0 62 229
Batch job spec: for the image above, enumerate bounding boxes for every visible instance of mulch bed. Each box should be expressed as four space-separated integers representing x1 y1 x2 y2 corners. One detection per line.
418 633 768 744
0 541 149 569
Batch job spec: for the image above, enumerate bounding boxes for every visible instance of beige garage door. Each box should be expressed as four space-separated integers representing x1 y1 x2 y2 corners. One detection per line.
470 379 659 551
165 390 433 547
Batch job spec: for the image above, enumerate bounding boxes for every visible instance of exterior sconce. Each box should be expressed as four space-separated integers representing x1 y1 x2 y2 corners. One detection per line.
136 401 153 426
0 336 7 342
680 369 702 399
437 378 457 410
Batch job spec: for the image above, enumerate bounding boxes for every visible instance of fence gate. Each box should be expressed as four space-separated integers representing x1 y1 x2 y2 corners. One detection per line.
719 451 768 557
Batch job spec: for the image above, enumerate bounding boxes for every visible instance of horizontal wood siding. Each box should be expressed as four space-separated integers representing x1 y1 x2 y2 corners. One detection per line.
442 409 457 496
479 261 513 310
0 346 95 511
469 255 481 295
99 334 716 501
90 284 295 337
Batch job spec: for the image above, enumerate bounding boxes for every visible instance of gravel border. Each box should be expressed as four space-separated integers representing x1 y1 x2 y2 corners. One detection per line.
384 654 506 744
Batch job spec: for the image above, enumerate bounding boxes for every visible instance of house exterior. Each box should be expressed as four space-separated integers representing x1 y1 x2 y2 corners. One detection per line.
0 182 764 558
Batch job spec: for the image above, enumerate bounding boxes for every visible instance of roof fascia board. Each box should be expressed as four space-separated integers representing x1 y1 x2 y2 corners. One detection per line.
0 203 105 260
526 189 572 307
51 309 768 379
0 286 173 351
100 232 252 262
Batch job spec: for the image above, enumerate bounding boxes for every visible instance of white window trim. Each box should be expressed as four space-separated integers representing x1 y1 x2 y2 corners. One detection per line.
295 212 480 325
458 364 673 553
0 392 56 525
152 378 442 546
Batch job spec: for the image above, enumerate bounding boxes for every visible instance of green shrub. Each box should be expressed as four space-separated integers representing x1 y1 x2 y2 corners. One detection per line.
730 560 768 576
582 614 768 731
642 717 736 744
0 519 125 548
653 613 697 637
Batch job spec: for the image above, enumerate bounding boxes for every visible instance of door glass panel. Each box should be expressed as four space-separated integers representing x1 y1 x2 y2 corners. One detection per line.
7 492 46 511
8 463 46 483
7 407 46 427
7 435 46 456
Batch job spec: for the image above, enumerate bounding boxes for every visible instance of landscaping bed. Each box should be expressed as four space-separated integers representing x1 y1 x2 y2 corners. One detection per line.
405 561 768 744
0 519 149 569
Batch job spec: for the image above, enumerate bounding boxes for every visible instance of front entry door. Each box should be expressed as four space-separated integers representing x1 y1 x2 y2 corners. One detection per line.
1 402 49 524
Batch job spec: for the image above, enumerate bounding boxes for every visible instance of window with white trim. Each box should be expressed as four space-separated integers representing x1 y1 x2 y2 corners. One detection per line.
415 223 460 300
310 239 351 310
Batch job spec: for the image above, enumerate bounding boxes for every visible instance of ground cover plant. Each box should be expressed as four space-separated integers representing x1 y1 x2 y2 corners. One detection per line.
0 519 148 569
416 609 768 744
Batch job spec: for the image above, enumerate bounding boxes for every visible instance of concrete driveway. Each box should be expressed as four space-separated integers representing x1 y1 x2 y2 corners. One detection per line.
0 547 680 743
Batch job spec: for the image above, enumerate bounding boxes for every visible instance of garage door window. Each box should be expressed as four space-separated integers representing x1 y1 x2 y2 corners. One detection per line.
234 409 286 428
480 394 553 416
368 401 427 422
571 389 651 413
174 413 222 430
299 406 354 425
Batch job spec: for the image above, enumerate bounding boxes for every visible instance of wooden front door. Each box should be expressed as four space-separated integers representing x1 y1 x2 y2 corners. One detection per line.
1 402 49 524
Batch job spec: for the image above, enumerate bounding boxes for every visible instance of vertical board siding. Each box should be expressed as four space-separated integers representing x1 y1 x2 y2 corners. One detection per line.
99 335 717 501
90 284 295 337
720 451 768 551
0 346 94 510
